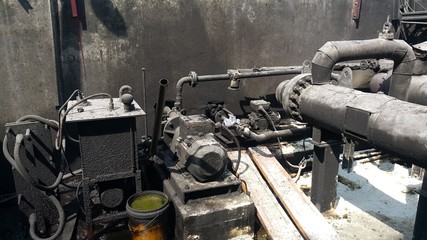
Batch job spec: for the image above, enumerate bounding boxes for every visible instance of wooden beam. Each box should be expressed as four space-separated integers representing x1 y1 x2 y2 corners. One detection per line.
248 146 340 240
228 151 303 240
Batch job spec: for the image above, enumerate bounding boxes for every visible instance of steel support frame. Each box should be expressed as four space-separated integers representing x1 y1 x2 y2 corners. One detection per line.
413 172 427 239
310 127 342 212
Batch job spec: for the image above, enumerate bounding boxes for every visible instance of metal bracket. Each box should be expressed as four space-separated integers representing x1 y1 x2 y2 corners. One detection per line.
227 69 241 91
189 71 198 87
342 137 355 173
352 0 361 21
338 67 353 88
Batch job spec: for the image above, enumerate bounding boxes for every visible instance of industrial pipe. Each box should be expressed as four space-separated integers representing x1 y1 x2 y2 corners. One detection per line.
239 127 311 142
311 38 416 100
174 66 302 110
407 75 427 106
150 79 169 157
276 74 427 167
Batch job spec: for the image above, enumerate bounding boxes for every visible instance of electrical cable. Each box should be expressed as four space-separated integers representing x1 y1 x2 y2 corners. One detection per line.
3 134 19 171
16 115 59 130
75 180 86 216
62 154 78 178
62 169 82 180
221 125 241 175
58 89 81 115
55 93 113 150
28 193 65 240
258 106 300 169
64 124 80 143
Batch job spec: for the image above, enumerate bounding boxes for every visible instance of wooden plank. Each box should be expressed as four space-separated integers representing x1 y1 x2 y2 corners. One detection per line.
248 146 341 240
228 151 303 240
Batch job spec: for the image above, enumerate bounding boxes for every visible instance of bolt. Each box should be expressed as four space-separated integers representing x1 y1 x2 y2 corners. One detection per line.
184 184 190 189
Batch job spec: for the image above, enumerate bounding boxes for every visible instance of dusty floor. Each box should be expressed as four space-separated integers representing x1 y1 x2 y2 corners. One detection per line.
0 158 421 240
298 160 422 240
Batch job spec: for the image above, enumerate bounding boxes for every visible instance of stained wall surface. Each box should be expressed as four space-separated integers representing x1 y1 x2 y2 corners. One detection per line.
0 0 395 193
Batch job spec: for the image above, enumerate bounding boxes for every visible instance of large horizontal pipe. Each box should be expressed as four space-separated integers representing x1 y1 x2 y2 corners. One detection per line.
374 75 427 106
239 127 311 142
174 66 302 110
276 74 427 167
311 38 415 100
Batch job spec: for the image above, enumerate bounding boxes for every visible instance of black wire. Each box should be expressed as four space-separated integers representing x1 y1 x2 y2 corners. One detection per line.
222 125 241 175
259 106 300 169
75 180 86 216
62 153 77 177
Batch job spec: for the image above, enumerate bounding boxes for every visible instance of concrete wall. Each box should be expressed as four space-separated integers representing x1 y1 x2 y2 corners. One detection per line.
0 0 59 193
0 0 394 193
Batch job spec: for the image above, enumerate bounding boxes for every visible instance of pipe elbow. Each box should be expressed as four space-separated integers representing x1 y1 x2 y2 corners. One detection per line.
310 39 416 99
311 41 340 84
392 39 416 75
174 76 192 109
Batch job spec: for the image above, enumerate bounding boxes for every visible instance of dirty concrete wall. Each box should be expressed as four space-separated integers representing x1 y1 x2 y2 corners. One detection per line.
0 0 59 193
69 0 394 128
0 0 394 194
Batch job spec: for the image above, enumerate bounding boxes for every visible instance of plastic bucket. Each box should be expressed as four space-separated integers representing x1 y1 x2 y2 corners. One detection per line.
126 191 169 240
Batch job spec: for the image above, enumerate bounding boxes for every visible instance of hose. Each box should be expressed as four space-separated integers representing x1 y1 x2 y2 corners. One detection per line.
62 169 82 180
259 106 301 170
3 134 19 171
58 89 81 115
221 125 241 175
14 134 63 191
56 93 113 150
16 115 59 130
29 193 65 240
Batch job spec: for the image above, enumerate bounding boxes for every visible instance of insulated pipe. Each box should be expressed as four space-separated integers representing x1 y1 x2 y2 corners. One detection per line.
276 74 427 167
174 66 302 110
311 39 416 100
240 127 311 142
407 75 427 106
150 79 169 157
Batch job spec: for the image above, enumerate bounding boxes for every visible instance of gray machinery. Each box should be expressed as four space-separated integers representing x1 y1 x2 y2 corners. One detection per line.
3 86 144 239
157 105 255 239
65 87 145 236
276 37 427 239
161 112 255 240
3 117 64 239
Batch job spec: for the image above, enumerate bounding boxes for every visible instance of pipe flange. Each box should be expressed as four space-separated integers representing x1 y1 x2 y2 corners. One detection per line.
189 71 198 87
276 74 312 122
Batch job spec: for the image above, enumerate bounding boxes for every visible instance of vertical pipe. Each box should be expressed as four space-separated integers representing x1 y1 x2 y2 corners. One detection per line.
150 79 169 157
142 68 149 137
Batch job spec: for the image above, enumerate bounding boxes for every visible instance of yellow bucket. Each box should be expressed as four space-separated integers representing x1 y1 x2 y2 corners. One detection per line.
126 191 169 240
